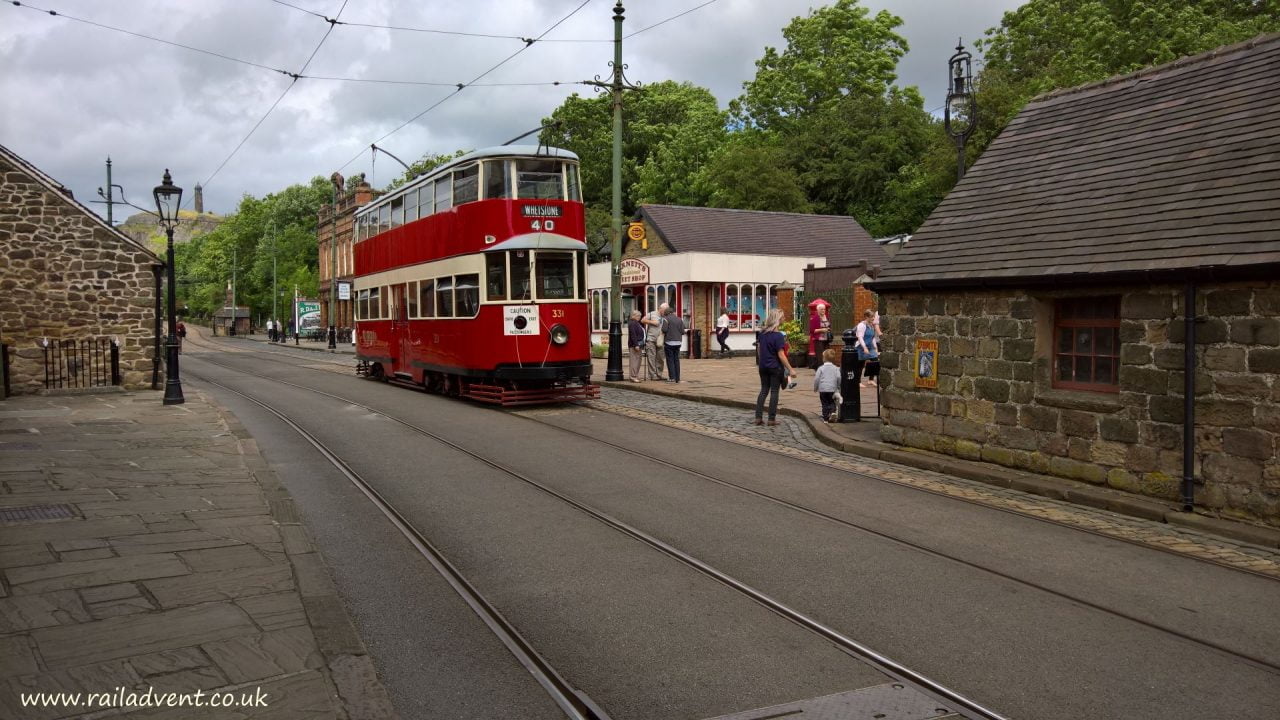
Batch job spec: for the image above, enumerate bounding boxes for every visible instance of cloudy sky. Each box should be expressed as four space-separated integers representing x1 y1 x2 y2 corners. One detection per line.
1 0 1024 219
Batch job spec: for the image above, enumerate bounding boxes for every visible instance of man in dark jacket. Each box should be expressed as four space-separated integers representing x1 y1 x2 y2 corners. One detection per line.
662 305 686 383
627 310 645 382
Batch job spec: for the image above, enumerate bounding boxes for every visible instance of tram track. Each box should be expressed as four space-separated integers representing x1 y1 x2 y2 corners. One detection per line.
180 342 1280 682
185 329 1280 584
185 352 1007 720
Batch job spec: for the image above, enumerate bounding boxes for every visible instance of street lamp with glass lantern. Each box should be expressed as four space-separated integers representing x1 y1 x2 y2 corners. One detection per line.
153 169 184 405
945 39 978 182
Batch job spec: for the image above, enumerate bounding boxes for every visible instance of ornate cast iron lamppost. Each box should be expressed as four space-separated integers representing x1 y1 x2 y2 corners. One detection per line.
584 1 641 381
153 170 184 405
945 39 977 182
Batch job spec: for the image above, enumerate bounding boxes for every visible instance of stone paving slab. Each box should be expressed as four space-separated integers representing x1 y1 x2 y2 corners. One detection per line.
0 391 397 720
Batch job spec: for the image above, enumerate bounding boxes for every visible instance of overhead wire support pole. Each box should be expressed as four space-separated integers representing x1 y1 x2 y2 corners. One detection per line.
583 1 641 382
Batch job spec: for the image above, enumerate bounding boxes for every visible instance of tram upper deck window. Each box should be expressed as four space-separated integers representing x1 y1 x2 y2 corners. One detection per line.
404 189 418 223
516 159 564 200
510 251 531 301
567 163 581 202
485 253 507 301
434 177 452 213
378 204 390 234
391 197 404 228
535 251 574 300
483 160 511 200
435 276 454 318
453 164 479 205
455 274 480 318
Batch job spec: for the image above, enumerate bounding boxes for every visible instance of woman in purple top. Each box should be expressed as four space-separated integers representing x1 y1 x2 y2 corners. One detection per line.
754 308 797 426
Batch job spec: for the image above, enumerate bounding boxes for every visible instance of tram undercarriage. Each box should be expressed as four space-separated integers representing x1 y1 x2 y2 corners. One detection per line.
357 358 599 406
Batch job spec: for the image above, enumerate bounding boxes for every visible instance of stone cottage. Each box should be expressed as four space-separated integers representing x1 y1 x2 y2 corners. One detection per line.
1 143 162 394
871 35 1280 522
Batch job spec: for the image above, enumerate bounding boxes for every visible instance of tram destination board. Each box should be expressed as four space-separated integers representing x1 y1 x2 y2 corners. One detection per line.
521 205 562 217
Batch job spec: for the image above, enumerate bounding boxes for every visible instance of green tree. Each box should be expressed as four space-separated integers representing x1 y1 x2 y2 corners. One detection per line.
542 80 724 215
973 0 1280 154
782 87 939 234
731 0 908 130
176 177 331 321
701 138 811 213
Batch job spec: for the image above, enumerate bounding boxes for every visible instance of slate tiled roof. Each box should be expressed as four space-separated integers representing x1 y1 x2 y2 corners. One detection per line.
874 34 1280 289
637 205 885 267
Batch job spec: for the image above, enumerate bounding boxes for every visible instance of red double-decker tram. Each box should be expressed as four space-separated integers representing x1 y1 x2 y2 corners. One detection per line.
352 145 598 405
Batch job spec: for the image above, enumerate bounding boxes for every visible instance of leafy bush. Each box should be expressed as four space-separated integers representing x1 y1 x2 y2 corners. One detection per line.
591 343 608 358
779 320 807 352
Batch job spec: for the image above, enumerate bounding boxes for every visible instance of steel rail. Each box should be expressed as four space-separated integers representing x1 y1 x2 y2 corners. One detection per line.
186 355 1006 720
185 367 610 720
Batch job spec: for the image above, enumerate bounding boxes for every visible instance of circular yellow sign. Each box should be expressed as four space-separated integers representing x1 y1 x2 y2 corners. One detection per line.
626 223 645 241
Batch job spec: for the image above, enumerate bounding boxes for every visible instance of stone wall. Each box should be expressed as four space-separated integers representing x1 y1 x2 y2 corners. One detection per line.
879 281 1280 522
1 158 160 394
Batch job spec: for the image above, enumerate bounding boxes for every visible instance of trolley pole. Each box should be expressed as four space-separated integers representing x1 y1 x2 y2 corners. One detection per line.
585 1 640 382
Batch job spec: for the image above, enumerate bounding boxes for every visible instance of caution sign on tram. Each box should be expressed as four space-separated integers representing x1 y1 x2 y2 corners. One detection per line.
504 305 539 336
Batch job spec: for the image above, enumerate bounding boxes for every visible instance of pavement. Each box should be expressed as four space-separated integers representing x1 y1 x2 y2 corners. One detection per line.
0 388 396 719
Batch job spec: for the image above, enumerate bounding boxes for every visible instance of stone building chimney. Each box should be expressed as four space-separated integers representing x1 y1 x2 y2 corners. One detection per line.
194 184 204 214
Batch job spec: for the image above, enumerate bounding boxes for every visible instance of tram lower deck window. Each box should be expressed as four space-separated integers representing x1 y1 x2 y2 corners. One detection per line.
456 274 480 318
536 251 574 299
419 279 435 317
436 277 454 318
486 254 507 301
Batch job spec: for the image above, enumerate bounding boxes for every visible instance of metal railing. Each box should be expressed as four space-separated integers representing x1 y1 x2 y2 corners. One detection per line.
42 337 120 390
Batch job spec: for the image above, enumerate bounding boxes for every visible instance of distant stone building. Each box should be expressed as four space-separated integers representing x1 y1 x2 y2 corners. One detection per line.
1 143 162 394
872 36 1280 522
318 176 377 337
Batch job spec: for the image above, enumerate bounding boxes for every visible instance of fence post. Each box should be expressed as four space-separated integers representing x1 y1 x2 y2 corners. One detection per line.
111 339 121 386
1 343 9 400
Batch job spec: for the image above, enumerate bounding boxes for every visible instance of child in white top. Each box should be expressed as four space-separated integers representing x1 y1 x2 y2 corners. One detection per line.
813 348 841 422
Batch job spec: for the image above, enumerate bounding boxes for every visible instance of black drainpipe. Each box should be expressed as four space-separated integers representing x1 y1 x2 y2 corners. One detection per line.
152 264 163 391
1181 281 1196 512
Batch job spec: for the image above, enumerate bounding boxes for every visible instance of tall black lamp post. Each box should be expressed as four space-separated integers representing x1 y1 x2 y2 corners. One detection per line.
328 172 343 351
945 39 977 182
153 169 184 405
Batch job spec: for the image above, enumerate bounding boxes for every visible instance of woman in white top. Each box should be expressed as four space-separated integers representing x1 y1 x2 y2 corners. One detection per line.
715 307 731 356
853 309 880 387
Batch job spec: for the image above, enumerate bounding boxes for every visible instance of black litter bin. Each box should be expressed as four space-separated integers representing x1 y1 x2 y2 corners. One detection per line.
690 329 702 359
839 328 862 422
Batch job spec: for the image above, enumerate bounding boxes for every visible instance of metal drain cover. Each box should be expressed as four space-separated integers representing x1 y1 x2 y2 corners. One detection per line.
0 504 78 524
704 683 960 720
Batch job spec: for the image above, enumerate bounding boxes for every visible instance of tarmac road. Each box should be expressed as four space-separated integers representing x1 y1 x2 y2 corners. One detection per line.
182 335 1280 720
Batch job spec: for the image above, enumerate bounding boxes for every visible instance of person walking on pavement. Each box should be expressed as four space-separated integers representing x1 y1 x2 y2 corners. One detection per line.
754 308 796 426
813 348 840 423
627 310 645 382
663 306 686 383
715 307 732 356
266 318 275 342
643 304 666 380
854 309 879 387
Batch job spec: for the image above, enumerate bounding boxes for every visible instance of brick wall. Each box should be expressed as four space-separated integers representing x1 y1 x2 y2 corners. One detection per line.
2 157 160 394
879 281 1280 522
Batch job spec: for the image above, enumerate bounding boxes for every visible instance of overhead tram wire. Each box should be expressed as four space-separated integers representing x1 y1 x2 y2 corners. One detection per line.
6 1 573 88
624 0 722 39
189 0 350 207
337 0 593 175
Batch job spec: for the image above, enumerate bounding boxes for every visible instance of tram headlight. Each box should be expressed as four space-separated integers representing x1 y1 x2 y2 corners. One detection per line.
550 323 570 345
